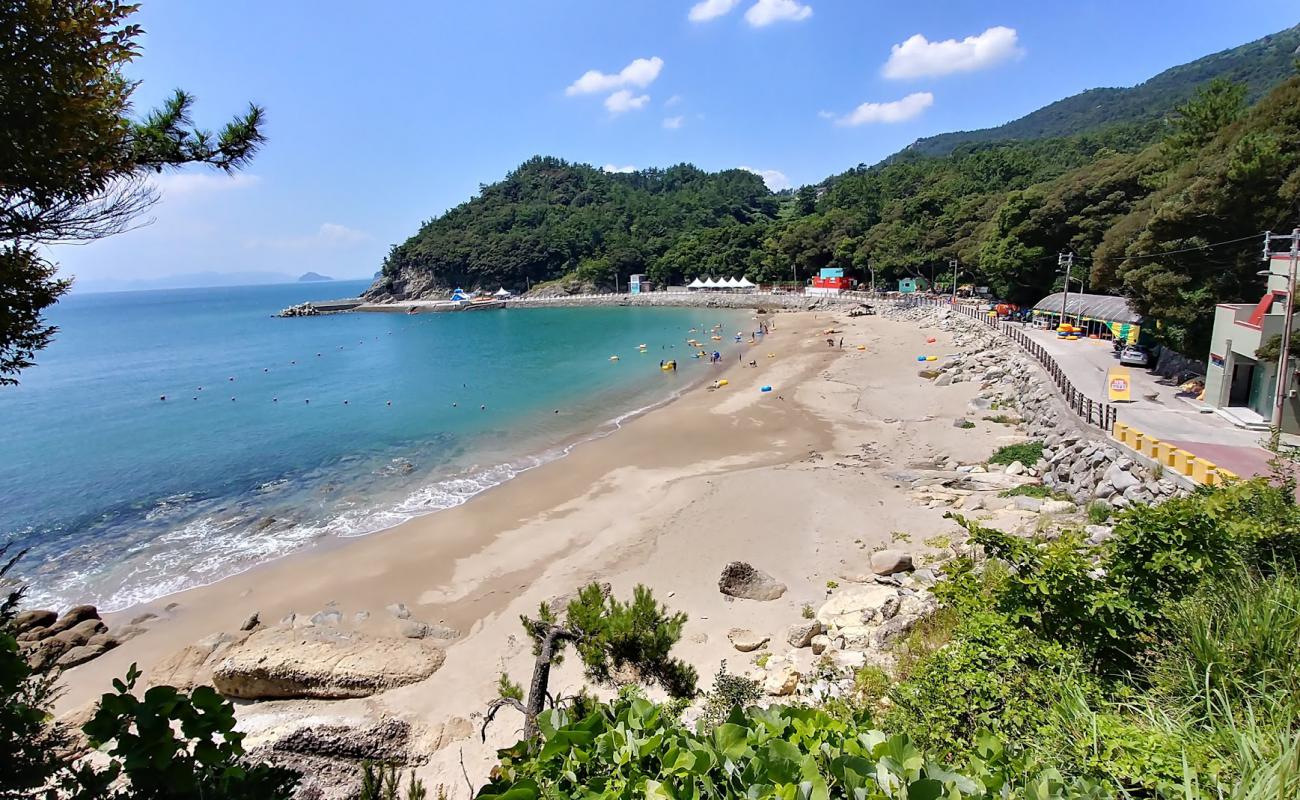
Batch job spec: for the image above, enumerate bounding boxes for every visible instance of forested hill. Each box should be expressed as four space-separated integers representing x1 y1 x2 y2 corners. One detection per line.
372 44 1300 358
895 23 1300 160
366 158 777 300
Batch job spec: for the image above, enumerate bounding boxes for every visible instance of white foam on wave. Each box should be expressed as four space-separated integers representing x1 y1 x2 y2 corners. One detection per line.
38 376 702 612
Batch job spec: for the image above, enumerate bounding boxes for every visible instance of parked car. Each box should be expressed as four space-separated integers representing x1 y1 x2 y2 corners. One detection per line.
1119 345 1151 368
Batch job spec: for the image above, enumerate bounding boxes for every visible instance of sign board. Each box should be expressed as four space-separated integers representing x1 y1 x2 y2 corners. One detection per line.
1107 367 1132 402
819 267 844 279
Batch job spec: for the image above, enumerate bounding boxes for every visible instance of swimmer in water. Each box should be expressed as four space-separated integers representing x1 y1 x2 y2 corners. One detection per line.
480 404 486 411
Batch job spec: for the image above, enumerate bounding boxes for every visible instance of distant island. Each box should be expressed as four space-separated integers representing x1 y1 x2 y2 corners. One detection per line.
297 272 333 282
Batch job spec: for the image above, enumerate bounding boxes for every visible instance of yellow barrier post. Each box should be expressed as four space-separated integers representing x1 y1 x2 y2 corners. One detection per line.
1176 453 1197 478
1141 437 1161 459
1132 432 1145 453
1113 422 1130 444
1191 458 1212 484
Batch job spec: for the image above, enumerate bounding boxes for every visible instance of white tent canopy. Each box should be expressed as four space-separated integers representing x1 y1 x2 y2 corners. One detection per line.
687 278 705 289
493 287 512 297
737 277 755 287
703 277 718 288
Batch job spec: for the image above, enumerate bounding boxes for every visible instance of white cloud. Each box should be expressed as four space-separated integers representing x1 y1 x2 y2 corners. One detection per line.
744 0 812 27
816 110 836 120
602 164 638 173
149 172 261 198
246 223 370 250
663 115 685 129
739 166 790 191
566 57 664 96
882 26 1022 79
605 89 650 113
831 92 934 126
689 0 741 22
664 94 684 107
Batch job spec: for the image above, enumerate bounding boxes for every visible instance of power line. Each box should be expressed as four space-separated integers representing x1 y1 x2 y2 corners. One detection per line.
1074 233 1261 263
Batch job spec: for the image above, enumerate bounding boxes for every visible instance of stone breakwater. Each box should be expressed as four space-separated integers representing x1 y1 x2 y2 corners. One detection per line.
884 303 1190 509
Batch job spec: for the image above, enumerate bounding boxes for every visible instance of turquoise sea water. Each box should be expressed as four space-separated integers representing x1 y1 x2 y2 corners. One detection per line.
0 282 748 610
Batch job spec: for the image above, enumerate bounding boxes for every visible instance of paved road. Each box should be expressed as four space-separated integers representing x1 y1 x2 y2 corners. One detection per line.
1014 324 1276 478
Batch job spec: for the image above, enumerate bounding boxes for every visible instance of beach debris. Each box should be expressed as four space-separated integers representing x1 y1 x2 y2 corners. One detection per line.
726 628 769 652
718 561 787 601
385 602 411 620
212 626 446 700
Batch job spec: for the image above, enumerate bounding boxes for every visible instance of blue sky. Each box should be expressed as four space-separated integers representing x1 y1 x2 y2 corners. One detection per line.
54 0 1299 289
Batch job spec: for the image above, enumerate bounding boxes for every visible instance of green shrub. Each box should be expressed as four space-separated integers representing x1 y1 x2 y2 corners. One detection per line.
999 484 1070 500
479 694 1107 800
78 663 299 799
983 414 1019 425
359 762 428 800
1086 501 1112 524
988 441 1044 466
0 547 72 797
698 661 762 730
800 603 815 620
885 611 1091 756
1043 683 1217 797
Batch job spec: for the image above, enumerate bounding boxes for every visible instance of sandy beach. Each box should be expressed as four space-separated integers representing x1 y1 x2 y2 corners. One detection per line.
52 306 1024 794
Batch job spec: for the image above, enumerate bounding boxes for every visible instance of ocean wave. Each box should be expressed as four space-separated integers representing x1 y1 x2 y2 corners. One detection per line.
22 364 705 612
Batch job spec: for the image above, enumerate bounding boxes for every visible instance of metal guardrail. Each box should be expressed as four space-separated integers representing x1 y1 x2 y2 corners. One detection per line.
908 297 1116 433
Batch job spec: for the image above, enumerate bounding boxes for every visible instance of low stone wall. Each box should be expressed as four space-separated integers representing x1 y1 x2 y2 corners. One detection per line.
887 304 1189 508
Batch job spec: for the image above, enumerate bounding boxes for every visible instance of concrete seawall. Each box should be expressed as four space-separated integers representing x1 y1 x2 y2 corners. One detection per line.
500 291 879 311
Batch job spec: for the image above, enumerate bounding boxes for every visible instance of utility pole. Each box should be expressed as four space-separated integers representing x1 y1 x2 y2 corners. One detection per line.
949 258 959 305
1058 252 1074 326
1262 229 1300 443
866 259 875 296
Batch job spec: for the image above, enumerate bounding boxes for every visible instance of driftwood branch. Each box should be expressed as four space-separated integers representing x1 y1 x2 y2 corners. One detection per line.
480 696 526 742
458 747 474 795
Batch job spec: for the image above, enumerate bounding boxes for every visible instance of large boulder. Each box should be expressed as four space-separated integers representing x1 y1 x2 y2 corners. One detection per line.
46 605 100 635
816 585 899 634
718 562 786 601
763 665 800 697
149 631 252 691
212 627 446 700
786 621 823 648
53 618 107 648
870 550 914 576
727 628 769 652
14 609 56 634
1039 499 1077 515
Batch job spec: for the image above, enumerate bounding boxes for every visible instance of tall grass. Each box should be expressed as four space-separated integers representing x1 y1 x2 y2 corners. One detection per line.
1151 571 1300 729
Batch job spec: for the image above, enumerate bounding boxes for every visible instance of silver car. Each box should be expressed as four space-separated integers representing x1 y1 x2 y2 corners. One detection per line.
1119 345 1151 368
